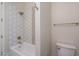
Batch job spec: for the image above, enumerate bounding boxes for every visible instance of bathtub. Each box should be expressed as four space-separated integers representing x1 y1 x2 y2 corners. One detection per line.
10 42 36 56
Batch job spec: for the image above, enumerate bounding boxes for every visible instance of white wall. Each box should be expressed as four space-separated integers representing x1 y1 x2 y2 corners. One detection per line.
51 2 79 56
52 3 79 24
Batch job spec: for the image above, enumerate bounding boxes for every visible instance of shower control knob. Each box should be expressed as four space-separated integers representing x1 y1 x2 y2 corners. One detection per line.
17 36 21 40
18 12 24 15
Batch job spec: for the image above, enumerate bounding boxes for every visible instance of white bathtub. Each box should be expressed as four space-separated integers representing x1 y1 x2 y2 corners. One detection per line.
10 42 36 56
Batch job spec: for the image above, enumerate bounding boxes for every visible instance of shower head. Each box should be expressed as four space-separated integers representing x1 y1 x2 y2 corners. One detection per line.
18 11 24 15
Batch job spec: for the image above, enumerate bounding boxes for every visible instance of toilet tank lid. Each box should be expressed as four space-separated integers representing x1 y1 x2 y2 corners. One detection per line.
56 43 77 49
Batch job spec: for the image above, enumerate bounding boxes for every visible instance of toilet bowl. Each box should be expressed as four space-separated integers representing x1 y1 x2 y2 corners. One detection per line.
56 42 77 56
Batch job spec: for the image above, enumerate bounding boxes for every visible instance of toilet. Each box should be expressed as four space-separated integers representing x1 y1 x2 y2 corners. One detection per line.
56 42 77 56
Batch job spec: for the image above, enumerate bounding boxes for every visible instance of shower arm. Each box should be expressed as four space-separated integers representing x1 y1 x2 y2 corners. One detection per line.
32 3 39 21
32 3 38 23
33 3 39 10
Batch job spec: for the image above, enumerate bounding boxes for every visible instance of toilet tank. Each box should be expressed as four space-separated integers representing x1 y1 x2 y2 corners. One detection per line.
56 43 77 56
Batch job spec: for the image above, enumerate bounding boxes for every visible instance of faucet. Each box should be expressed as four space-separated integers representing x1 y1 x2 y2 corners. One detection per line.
17 36 22 44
